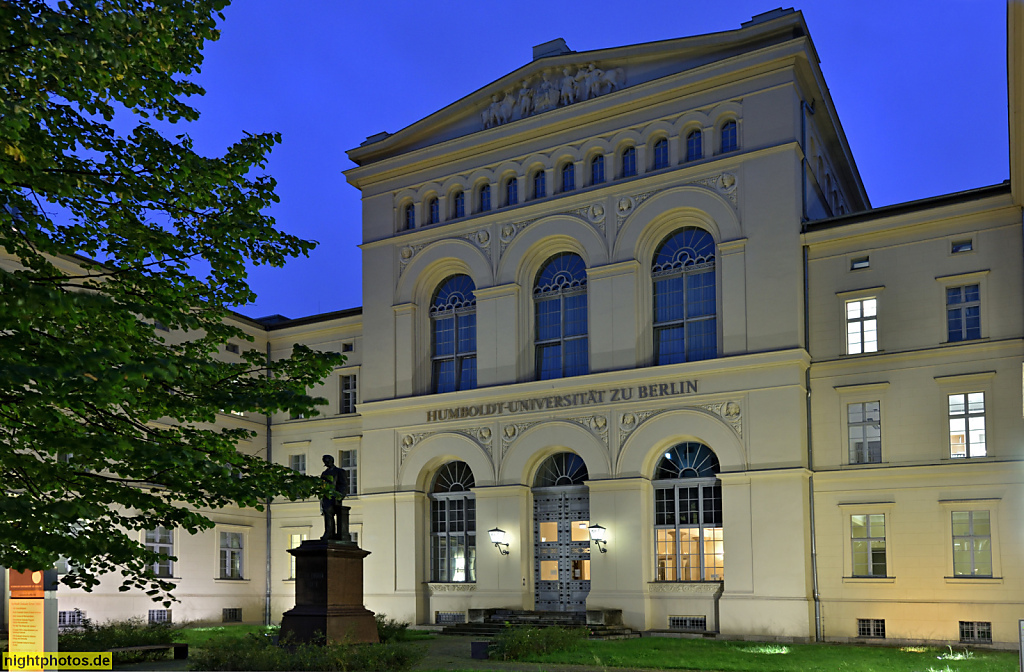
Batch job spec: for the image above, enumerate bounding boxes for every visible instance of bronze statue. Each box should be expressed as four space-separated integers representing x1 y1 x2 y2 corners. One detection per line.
320 454 349 541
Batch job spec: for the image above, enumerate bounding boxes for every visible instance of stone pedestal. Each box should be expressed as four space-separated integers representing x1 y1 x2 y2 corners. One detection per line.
280 539 378 644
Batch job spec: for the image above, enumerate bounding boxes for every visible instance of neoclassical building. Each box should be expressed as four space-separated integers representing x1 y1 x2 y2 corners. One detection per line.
7 6 1023 648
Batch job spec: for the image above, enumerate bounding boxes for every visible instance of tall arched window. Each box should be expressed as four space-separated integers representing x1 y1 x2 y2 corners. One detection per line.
686 130 703 161
505 177 518 206
451 190 465 219
533 170 546 199
403 204 415 231
427 197 439 225
654 442 723 581
721 120 737 153
561 163 575 192
535 253 588 380
431 275 476 393
478 184 491 213
621 146 637 177
430 461 476 583
653 138 669 169
653 228 717 365
591 155 605 185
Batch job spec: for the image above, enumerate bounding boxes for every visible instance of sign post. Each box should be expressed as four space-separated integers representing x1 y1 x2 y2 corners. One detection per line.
1018 619 1023 672
7 569 58 659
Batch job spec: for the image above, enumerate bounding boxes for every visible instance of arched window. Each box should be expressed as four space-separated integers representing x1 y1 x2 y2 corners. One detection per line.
652 228 717 365
686 130 703 161
430 461 476 582
720 120 737 153
431 275 476 393
534 452 589 487
505 177 518 206
561 163 575 192
653 138 669 169
533 170 546 199
403 204 415 231
427 197 439 225
478 184 491 213
451 190 465 219
654 442 723 581
621 146 637 177
534 253 588 380
591 155 605 185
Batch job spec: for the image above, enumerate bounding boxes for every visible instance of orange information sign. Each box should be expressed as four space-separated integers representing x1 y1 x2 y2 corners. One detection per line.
9 569 45 599
8 599 45 653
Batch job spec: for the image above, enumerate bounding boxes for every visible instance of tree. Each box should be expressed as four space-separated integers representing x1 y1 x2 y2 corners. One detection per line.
0 1 344 603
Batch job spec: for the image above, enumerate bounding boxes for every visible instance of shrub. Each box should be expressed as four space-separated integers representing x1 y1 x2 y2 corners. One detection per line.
491 625 588 661
58 618 175 664
188 631 423 671
374 613 410 642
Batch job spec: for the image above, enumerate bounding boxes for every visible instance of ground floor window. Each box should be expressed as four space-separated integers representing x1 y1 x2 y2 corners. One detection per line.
430 461 476 583
959 621 992 643
654 443 723 581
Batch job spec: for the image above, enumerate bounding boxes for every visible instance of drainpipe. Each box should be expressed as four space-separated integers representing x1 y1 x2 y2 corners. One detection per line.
803 244 822 642
264 341 273 626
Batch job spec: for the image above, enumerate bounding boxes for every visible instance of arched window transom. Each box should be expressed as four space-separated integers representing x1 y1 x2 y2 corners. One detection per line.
430 461 476 582
534 452 589 487
534 253 588 380
653 228 717 365
431 275 477 393
654 442 723 582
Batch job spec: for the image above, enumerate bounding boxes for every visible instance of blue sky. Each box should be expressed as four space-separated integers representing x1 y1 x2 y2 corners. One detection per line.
176 1 1009 319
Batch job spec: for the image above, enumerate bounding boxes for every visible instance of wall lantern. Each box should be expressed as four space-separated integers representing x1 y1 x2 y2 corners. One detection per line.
588 524 608 553
488 527 510 555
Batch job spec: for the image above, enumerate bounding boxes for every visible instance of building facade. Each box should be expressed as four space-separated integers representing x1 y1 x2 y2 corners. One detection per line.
8 6 1023 649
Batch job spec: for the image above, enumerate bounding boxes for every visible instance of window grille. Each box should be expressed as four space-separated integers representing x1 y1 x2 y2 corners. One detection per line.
857 619 884 638
435 611 466 625
669 616 706 631
222 608 242 623
959 621 992 643
148 609 172 625
58 610 85 628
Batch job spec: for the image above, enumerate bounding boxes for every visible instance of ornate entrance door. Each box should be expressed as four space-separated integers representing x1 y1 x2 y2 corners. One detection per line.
532 452 591 612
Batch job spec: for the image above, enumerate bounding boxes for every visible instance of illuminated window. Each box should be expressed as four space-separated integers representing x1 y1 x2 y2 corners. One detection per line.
851 514 886 577
653 228 717 365
654 443 723 581
431 275 477 393
287 533 307 579
948 393 985 458
952 511 991 576
846 298 877 354
534 253 588 380
430 462 476 583
219 532 243 579
340 449 357 495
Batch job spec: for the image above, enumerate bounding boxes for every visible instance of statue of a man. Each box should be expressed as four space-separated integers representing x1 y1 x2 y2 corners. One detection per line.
320 454 348 541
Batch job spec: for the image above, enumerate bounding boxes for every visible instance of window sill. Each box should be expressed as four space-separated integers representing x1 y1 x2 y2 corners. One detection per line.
944 576 1002 584
214 578 250 583
940 337 989 346
840 350 884 358
843 576 895 584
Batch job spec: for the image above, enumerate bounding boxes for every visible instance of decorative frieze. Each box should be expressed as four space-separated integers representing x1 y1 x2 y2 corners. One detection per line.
427 583 477 594
647 582 723 595
399 427 493 465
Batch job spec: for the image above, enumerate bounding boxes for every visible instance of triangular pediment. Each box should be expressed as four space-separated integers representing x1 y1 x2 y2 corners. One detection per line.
348 10 809 165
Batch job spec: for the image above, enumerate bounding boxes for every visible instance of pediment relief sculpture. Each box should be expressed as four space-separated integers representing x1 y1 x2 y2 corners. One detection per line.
482 63 626 129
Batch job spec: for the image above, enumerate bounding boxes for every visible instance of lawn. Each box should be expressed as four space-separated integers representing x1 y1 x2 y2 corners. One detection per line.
172 624 278 648
519 637 1019 672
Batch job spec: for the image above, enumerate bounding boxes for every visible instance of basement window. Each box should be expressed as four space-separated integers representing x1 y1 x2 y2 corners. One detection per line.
669 616 707 631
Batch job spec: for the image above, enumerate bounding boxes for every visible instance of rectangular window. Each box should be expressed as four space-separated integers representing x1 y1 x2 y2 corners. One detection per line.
58 610 85 628
430 496 475 582
951 240 973 254
846 298 878 354
340 449 357 495
946 284 980 341
148 609 172 625
340 374 357 414
851 514 886 577
857 619 885 638
948 393 985 458
850 256 870 270
287 533 306 579
225 342 239 354
654 483 723 581
435 611 466 625
848 402 881 464
341 342 354 353
952 510 992 577
288 454 306 474
959 621 992 643
144 527 174 578
223 608 242 623
219 531 244 579
669 616 707 631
